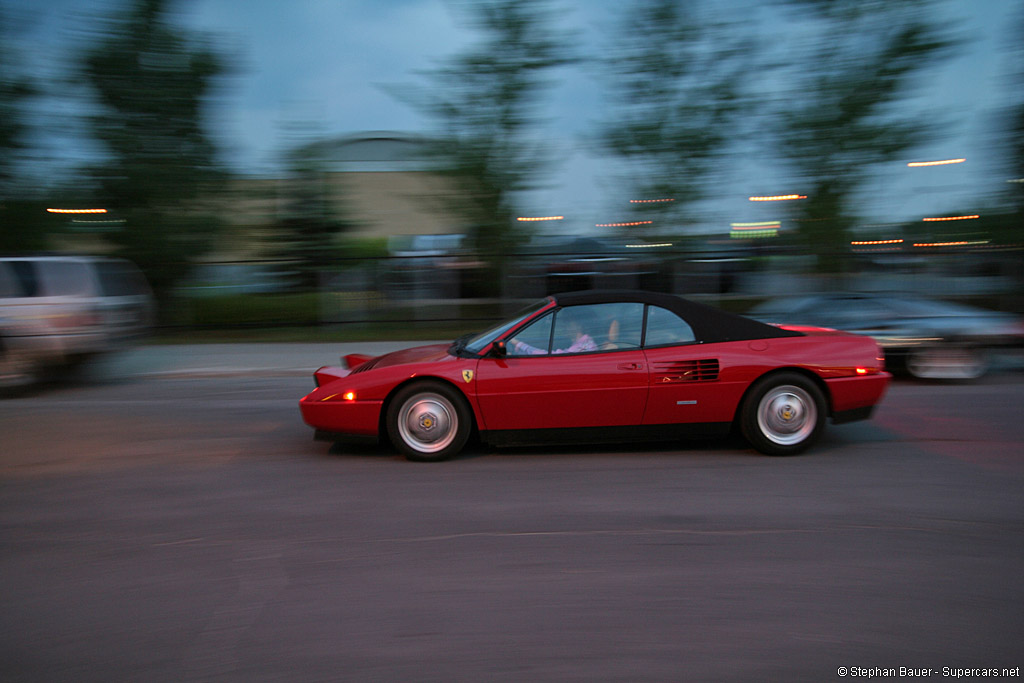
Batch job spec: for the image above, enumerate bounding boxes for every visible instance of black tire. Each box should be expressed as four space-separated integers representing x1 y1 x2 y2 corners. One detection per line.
386 381 472 462
740 372 826 456
0 338 39 393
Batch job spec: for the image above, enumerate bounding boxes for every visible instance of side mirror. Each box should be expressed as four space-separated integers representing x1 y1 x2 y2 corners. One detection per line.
490 340 507 358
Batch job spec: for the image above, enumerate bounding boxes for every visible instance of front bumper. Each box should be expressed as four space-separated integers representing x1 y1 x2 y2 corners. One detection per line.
825 372 891 420
299 390 384 439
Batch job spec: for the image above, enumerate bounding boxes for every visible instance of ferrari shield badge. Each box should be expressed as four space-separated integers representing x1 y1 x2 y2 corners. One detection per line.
462 369 474 383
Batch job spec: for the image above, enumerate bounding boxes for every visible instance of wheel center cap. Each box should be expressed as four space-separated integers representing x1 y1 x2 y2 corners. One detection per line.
419 413 436 431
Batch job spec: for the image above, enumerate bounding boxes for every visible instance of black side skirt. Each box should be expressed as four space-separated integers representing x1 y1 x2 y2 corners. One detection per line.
314 429 379 446
831 405 876 425
481 422 732 448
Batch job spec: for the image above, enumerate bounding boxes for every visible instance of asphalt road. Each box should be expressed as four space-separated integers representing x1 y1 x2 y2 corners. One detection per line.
1 362 1022 682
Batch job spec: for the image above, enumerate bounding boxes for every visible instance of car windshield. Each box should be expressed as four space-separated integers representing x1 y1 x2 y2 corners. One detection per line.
462 299 551 354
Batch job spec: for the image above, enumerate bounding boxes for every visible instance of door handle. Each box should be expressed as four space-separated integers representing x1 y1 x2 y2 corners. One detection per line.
617 362 644 370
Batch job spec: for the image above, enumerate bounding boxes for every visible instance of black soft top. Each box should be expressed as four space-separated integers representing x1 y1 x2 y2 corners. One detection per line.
551 290 804 344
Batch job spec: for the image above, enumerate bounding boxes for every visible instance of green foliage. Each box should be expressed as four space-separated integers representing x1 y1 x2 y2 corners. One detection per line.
0 8 48 250
600 0 753 231
0 200 52 252
181 293 321 328
335 236 390 261
269 169 350 291
78 0 230 296
771 0 958 271
1002 6 1024 222
0 29 33 196
404 0 577 284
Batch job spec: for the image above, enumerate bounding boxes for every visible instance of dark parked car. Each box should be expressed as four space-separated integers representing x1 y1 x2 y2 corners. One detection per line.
749 293 1024 380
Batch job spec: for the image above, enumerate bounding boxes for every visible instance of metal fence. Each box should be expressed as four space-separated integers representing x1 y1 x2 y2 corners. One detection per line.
176 246 1024 330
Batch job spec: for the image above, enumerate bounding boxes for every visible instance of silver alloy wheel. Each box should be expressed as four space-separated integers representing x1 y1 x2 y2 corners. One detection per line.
906 346 986 380
396 392 458 454
756 384 817 446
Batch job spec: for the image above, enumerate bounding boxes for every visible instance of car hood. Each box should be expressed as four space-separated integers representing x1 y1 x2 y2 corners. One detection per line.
368 343 456 369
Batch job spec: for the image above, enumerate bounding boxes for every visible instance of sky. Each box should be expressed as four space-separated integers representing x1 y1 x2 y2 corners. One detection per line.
5 0 1021 235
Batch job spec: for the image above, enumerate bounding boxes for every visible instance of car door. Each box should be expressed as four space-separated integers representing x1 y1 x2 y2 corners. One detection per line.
474 303 649 431
641 304 745 426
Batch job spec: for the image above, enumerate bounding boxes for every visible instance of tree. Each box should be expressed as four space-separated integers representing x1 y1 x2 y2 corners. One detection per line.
404 0 576 290
0 9 49 252
271 153 352 292
770 0 956 273
78 0 229 299
0 26 31 194
599 0 752 235
1002 6 1024 226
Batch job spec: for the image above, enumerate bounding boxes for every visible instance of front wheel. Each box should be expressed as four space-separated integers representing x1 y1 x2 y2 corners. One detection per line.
740 373 826 456
386 381 472 462
906 345 987 381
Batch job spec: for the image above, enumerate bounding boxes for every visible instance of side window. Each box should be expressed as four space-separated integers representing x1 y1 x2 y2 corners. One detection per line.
39 261 92 296
7 261 40 297
645 306 696 347
508 312 554 356
592 302 643 350
508 303 646 356
551 303 644 354
0 262 24 298
835 300 890 325
550 306 601 354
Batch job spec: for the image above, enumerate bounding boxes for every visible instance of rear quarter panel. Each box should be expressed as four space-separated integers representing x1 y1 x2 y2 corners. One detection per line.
642 332 885 425
733 333 889 416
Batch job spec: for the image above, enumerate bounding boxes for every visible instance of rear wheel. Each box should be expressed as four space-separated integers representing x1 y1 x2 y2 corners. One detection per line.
741 372 826 456
386 381 472 462
0 339 39 392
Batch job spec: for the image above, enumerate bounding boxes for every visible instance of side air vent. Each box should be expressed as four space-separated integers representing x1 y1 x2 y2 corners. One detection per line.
653 359 720 383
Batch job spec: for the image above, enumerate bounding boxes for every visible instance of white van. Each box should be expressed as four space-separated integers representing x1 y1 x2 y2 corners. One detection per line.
0 255 154 388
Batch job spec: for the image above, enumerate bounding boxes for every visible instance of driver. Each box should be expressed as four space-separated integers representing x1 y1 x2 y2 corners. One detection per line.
511 311 597 355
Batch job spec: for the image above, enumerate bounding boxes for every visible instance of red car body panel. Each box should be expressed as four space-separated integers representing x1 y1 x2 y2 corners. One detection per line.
299 291 890 453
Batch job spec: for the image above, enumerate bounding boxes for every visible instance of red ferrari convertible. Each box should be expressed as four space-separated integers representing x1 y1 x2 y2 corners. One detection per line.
300 290 889 461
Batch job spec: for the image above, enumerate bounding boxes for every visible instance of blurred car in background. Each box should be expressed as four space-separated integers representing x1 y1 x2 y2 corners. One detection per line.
536 237 665 294
0 255 154 389
749 293 1024 380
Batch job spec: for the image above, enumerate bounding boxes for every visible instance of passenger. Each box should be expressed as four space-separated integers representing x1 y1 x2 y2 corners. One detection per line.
601 318 620 350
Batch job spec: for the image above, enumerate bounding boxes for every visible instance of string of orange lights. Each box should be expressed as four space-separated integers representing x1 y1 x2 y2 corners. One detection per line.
595 221 654 228
922 215 979 222
516 216 564 222
748 194 806 202
907 158 965 167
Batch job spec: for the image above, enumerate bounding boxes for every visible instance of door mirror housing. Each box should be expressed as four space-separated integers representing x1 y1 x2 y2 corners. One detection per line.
490 340 507 358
